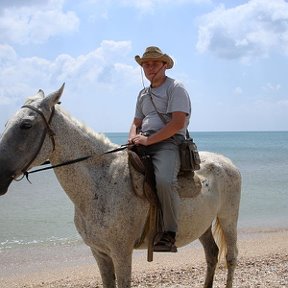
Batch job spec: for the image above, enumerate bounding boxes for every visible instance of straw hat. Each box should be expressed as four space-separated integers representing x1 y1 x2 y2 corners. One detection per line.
135 46 174 69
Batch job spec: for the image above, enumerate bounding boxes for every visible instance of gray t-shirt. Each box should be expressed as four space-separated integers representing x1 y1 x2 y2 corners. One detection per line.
135 77 191 137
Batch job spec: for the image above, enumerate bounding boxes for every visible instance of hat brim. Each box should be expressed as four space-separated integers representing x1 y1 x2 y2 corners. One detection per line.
135 54 174 69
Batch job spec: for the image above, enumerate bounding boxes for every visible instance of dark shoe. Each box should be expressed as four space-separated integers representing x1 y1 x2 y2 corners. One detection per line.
153 232 177 253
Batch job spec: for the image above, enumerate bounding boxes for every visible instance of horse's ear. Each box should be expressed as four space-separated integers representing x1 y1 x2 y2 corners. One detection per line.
37 89 45 98
45 83 65 108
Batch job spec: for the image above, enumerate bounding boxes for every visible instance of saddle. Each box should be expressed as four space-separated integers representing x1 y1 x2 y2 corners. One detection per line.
128 148 202 261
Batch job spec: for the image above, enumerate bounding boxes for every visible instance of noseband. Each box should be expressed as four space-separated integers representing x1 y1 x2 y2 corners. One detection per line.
19 104 56 176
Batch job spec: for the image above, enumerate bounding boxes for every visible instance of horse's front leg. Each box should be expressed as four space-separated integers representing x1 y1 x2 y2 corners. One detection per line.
92 246 133 288
91 248 116 288
111 247 133 288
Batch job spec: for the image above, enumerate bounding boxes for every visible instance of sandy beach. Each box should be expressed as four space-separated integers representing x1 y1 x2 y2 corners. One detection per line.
1 228 287 288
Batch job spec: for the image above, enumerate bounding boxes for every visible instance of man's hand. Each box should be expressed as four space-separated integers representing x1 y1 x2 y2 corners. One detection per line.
130 134 149 146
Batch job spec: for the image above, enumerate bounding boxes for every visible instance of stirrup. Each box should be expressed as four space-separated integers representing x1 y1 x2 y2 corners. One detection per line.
153 233 177 253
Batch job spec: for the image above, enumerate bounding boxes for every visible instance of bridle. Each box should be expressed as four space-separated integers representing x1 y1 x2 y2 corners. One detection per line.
18 104 56 179
14 104 131 183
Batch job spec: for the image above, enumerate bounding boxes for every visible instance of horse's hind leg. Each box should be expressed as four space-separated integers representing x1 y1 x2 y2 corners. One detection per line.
199 225 219 288
91 249 116 288
218 217 238 288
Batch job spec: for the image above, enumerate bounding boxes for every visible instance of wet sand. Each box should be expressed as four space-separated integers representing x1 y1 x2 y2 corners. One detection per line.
1 228 287 287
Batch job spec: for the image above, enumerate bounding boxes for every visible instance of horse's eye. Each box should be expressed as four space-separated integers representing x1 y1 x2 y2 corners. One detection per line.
20 121 32 130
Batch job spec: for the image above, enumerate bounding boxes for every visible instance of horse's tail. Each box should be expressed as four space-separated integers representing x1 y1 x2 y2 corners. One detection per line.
213 217 227 265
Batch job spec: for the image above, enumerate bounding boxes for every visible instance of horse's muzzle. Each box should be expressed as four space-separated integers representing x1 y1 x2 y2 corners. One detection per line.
0 172 13 196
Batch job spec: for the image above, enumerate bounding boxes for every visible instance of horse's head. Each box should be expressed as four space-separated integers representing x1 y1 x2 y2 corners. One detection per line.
0 84 65 195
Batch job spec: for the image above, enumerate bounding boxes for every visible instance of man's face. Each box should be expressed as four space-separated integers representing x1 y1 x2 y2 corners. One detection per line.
142 60 166 82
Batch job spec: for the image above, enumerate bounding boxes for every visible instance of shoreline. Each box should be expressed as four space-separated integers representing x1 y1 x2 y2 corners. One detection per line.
1 227 287 287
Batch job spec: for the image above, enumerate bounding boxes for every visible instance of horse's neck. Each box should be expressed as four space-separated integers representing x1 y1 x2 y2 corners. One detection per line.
49 108 115 204
51 108 111 162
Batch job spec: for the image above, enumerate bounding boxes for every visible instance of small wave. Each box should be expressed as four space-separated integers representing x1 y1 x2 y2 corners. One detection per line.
0 235 81 251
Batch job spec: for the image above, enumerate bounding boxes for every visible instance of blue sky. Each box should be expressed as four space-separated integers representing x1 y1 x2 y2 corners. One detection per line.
0 0 287 132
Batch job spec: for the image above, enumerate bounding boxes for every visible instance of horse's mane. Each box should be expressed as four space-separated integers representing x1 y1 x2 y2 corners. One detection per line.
24 94 116 148
56 105 116 148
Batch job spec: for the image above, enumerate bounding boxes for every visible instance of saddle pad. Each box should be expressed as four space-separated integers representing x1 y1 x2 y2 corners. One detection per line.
177 172 202 198
128 151 202 199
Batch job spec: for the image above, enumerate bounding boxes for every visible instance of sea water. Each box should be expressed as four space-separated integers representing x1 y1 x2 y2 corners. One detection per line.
0 131 287 250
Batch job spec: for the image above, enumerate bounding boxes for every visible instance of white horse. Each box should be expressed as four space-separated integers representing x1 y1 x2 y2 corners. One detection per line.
0 85 241 288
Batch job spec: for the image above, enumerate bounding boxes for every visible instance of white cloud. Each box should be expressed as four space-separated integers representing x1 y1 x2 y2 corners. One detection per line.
0 44 17 62
0 40 139 130
0 40 134 94
196 0 288 61
0 95 15 105
234 87 243 96
262 82 281 93
51 40 134 84
119 0 211 13
277 99 288 108
0 0 50 10
0 0 79 45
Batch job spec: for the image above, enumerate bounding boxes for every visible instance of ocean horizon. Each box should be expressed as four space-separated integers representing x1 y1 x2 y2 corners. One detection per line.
0 131 287 251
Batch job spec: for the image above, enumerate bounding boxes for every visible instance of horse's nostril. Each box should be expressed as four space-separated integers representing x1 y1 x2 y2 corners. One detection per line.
20 121 32 129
